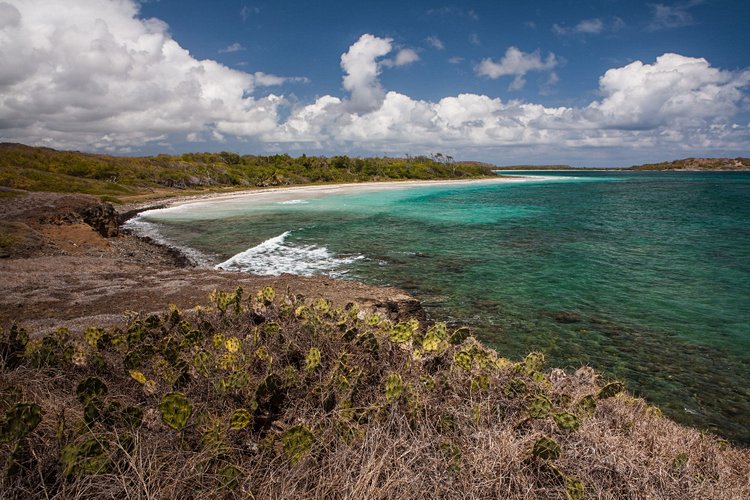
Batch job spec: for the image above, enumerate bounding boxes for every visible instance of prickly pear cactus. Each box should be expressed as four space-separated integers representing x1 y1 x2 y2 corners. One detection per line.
281 425 314 464
159 392 192 430
60 436 110 477
532 436 561 460
224 337 241 353
258 286 276 305
529 394 553 418
0 403 42 443
305 347 321 371
384 372 405 403
229 409 252 430
553 412 580 432
575 394 597 416
565 477 585 500
454 349 473 370
193 350 212 377
388 323 413 344
422 326 447 352
129 370 147 385
76 377 108 405
83 327 104 348
522 352 545 373
597 381 625 399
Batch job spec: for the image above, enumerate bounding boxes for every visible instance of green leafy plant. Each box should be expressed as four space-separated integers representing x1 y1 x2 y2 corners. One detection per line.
305 347 321 372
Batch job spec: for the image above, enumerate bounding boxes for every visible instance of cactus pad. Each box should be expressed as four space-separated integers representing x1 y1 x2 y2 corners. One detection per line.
305 348 321 371
384 372 405 402
281 425 314 464
388 323 412 343
529 395 553 418
597 381 625 399
532 436 561 460
565 477 585 500
159 392 192 430
76 377 108 405
60 436 110 477
230 409 252 430
0 403 42 443
129 370 147 385
553 412 580 432
575 395 597 416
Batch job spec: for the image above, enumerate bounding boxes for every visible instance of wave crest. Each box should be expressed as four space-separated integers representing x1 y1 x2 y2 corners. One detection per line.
215 231 362 277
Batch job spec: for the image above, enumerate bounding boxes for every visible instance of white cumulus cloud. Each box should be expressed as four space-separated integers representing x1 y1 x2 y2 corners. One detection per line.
0 0 297 150
219 42 245 53
476 47 558 90
0 1 748 162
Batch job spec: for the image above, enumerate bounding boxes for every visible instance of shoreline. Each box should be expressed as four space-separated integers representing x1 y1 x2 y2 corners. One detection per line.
119 175 531 216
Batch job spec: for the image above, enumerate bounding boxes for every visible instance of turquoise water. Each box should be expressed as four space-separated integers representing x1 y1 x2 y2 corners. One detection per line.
132 172 750 444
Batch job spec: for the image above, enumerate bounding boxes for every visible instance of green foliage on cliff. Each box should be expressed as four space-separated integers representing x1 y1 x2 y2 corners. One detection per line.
0 143 495 199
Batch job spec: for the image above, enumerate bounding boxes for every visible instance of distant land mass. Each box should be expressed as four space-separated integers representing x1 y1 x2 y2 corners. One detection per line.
493 164 575 170
0 143 494 203
495 158 750 171
628 157 750 171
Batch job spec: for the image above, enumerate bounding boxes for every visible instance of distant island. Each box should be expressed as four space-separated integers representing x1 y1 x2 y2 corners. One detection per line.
495 157 750 171
628 157 750 171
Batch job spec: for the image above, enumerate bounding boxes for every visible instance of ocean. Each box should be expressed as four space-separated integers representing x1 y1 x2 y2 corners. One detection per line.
127 170 750 444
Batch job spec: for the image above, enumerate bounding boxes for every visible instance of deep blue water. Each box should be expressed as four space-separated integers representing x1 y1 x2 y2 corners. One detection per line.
132 171 750 443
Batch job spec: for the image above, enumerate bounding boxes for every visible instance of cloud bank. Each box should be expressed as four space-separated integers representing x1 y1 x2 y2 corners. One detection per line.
0 0 748 161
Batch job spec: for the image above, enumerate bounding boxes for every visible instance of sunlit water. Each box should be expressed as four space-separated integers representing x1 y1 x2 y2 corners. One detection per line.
128 171 750 444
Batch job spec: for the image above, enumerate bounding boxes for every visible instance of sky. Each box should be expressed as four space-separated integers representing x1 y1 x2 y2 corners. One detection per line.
1 0 749 166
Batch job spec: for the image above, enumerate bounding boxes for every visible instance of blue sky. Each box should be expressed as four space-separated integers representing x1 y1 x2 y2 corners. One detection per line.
1 0 749 166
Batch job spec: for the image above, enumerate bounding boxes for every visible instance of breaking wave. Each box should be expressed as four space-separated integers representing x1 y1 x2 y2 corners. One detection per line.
215 231 363 277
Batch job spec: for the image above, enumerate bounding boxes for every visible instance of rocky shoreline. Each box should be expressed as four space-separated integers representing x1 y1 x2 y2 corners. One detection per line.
0 191 423 335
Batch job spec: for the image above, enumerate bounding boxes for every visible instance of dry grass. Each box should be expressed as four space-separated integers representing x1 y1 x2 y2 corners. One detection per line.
1 287 748 499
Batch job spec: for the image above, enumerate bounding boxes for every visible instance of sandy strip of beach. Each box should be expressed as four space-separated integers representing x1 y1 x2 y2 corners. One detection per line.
129 175 542 215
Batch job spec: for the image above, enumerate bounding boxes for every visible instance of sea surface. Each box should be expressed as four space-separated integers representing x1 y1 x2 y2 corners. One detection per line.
129 171 750 444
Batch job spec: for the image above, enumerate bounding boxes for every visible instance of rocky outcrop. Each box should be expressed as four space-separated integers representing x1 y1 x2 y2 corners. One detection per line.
0 192 120 257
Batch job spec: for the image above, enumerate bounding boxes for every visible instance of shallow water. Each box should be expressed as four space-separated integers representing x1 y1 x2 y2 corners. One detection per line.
130 171 750 444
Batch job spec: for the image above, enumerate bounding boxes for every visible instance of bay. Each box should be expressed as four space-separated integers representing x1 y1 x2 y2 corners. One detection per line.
130 171 750 443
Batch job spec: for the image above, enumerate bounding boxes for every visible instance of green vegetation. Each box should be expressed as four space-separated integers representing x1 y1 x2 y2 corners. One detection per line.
1 287 748 498
0 143 495 201
628 157 750 170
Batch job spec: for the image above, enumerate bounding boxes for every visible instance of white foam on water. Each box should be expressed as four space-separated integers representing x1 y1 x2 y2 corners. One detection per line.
277 199 309 205
215 231 363 277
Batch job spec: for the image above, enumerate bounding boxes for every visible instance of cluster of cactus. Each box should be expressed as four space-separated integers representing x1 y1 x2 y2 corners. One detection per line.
211 286 244 315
